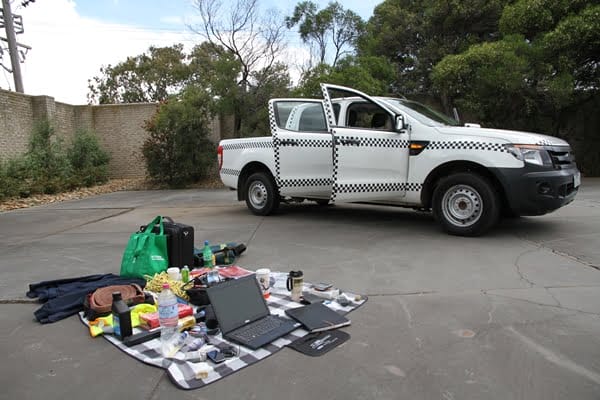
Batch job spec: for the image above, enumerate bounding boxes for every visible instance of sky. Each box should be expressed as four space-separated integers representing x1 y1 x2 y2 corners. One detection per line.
1 0 377 104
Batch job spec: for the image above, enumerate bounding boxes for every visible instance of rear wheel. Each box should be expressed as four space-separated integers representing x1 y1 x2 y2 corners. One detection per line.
245 172 280 215
432 173 500 236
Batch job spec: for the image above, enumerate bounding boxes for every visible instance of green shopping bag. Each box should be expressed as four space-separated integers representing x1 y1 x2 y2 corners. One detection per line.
120 216 169 278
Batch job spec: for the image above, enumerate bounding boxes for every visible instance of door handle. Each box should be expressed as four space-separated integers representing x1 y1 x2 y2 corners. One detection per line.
280 139 298 146
340 138 361 146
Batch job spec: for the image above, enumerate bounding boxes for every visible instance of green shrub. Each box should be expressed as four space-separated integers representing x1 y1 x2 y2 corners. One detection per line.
0 122 113 203
67 130 111 187
25 120 72 194
2 157 31 198
142 86 216 187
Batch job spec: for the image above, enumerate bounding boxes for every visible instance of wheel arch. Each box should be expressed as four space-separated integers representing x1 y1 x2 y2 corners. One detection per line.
421 161 508 211
237 162 276 201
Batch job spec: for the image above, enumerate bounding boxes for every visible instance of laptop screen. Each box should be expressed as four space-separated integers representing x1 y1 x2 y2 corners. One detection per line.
206 276 269 334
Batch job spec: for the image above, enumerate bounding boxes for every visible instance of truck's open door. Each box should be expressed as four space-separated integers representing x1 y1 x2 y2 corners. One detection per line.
320 83 410 203
269 99 333 199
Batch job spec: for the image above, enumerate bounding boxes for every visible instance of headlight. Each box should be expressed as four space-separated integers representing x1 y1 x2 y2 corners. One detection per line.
504 144 552 166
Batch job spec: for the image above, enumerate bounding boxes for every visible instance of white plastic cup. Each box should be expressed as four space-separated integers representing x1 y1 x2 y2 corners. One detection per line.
167 267 180 281
255 268 271 299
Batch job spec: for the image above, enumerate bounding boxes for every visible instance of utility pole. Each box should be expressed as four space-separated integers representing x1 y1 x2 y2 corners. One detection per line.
1 0 24 92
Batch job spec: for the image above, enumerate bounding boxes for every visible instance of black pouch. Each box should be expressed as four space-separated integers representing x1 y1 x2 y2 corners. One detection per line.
193 242 247 267
288 330 350 357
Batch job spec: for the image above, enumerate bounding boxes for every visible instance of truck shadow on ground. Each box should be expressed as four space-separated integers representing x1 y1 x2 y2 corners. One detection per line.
244 201 566 240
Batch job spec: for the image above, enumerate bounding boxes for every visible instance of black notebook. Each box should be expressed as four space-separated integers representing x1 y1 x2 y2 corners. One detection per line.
285 302 350 333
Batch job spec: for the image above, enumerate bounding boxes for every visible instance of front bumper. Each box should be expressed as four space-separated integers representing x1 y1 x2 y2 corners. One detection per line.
491 165 580 216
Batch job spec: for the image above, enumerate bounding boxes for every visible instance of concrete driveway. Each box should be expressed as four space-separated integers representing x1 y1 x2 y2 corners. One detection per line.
1 179 599 400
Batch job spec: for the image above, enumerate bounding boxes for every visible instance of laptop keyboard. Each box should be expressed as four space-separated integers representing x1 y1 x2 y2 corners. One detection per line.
230 315 285 341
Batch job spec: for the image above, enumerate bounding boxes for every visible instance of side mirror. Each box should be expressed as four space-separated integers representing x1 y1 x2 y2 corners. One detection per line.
395 115 406 131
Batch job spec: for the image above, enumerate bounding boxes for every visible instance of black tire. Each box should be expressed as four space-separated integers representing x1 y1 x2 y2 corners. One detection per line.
432 173 500 236
244 172 280 216
315 199 331 206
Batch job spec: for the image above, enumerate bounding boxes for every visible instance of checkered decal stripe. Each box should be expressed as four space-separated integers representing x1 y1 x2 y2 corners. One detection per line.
320 85 336 126
404 182 423 191
330 130 340 202
280 178 333 187
79 277 367 390
221 168 240 176
268 102 278 134
221 141 274 151
426 141 506 152
336 182 422 194
337 136 409 148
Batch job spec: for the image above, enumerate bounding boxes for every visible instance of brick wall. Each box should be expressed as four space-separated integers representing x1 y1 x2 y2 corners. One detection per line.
92 103 158 178
0 89 224 178
0 90 34 159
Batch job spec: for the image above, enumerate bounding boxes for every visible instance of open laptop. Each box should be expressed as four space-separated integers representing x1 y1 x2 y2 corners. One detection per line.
206 275 300 349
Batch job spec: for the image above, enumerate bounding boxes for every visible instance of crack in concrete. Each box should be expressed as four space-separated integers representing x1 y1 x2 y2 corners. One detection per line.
399 298 424 350
146 371 166 400
487 292 600 317
514 249 537 287
2 208 134 250
545 288 562 307
520 238 600 271
246 217 265 247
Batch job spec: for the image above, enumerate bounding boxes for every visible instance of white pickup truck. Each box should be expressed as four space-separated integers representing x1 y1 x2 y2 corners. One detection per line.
218 84 580 236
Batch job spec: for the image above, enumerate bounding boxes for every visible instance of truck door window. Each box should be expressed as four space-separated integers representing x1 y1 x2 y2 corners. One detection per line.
273 101 328 133
345 102 393 131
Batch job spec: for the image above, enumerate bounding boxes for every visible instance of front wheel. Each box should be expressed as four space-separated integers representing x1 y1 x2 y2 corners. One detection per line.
244 172 280 216
432 173 500 236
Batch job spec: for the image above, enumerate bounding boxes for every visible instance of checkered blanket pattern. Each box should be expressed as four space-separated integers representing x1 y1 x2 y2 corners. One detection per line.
79 273 367 390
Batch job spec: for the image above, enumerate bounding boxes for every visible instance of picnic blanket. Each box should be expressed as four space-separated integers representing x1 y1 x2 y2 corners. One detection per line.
79 271 367 390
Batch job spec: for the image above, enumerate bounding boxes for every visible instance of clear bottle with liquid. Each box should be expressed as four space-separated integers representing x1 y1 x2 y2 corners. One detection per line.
158 283 179 357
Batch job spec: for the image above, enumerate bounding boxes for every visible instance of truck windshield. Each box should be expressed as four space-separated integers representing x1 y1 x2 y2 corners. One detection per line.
381 98 460 127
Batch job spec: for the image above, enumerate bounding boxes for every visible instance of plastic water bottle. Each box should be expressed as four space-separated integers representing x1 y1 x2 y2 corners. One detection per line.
158 283 178 357
203 240 214 268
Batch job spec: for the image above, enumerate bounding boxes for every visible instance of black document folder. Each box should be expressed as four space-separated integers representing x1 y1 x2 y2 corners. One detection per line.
285 302 350 333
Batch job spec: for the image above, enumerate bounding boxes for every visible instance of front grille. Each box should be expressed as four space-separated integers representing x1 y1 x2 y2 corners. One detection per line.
548 148 575 170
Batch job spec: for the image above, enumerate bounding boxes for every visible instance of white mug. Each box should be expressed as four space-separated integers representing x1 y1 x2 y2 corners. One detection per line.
255 268 271 299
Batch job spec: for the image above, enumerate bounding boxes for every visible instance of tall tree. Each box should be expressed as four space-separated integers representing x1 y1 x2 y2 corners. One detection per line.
432 2 600 174
190 0 288 136
359 0 509 94
294 55 396 97
286 1 364 67
191 0 286 89
87 44 190 104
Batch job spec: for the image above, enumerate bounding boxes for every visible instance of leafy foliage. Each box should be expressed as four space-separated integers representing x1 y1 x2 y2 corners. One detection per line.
0 121 112 201
294 56 396 97
25 120 73 194
88 44 190 104
286 1 365 66
67 130 111 187
432 2 600 174
142 87 216 186
359 0 509 94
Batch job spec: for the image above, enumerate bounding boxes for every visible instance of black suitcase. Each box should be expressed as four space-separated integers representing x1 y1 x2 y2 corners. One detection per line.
141 216 194 268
